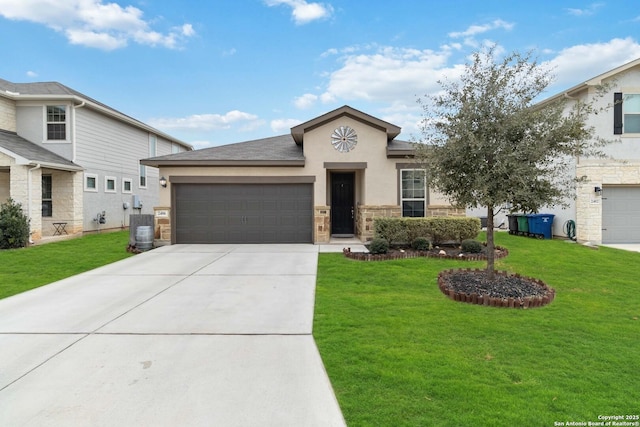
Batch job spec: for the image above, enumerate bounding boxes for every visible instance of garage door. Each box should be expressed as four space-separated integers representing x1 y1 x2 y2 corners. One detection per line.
174 183 313 244
602 186 640 243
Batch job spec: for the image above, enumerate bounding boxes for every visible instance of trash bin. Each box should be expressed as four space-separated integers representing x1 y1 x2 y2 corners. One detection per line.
479 216 488 229
515 214 529 235
507 215 519 235
527 214 555 239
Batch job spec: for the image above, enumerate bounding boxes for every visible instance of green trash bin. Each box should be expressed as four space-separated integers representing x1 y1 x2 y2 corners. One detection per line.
516 214 529 235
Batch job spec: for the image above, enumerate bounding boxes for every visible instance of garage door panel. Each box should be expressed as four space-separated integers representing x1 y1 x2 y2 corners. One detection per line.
174 183 313 244
602 186 640 244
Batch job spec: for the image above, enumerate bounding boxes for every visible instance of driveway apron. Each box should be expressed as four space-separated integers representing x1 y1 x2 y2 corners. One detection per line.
0 244 346 426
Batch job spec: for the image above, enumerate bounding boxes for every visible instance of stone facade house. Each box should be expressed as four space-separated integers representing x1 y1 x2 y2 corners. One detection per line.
0 78 191 242
142 105 461 244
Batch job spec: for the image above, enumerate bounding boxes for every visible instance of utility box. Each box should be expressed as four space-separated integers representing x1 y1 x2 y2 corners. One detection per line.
132 195 143 209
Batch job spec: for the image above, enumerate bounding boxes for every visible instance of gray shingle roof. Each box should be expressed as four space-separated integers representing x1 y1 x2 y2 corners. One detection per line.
0 129 83 171
142 134 304 166
0 78 191 150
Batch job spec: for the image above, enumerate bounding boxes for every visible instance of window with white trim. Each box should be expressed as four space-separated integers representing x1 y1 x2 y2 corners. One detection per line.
105 176 116 193
139 164 147 188
149 134 157 156
171 142 180 154
400 169 426 217
46 105 67 141
624 94 640 133
122 178 132 193
84 173 98 192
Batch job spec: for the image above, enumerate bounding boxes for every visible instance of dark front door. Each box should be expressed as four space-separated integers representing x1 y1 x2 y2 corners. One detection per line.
331 172 355 236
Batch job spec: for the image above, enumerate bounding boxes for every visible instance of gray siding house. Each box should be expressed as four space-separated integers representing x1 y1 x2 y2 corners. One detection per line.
0 78 191 242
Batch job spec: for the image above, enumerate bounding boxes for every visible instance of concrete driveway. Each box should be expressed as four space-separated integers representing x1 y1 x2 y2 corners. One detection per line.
0 244 346 426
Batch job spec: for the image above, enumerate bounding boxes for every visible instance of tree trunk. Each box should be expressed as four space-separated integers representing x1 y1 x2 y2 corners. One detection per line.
486 205 495 280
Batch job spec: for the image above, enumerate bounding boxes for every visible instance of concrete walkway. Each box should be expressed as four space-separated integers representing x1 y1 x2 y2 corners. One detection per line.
0 244 347 426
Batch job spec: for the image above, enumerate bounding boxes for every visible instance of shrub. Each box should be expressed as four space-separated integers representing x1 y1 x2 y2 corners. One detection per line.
461 239 483 253
369 237 390 254
0 198 30 249
374 217 480 245
411 237 430 251
373 217 408 245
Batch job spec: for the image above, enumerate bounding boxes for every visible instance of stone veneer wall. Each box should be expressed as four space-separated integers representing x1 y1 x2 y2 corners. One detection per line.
315 206 330 243
357 205 402 242
575 162 640 244
427 205 467 217
154 206 172 245
0 96 16 132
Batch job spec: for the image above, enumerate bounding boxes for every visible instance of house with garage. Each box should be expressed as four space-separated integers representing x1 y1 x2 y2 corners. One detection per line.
142 105 461 245
470 57 640 245
0 78 191 242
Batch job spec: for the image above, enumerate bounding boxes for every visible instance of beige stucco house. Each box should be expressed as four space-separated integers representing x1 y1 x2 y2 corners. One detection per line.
142 106 461 244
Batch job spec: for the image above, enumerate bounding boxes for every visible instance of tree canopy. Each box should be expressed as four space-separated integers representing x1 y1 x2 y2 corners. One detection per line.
415 47 612 276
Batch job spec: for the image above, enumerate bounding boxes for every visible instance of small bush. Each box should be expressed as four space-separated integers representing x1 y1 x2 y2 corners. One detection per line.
373 217 408 245
0 198 30 249
411 237 430 251
461 239 483 253
369 237 390 255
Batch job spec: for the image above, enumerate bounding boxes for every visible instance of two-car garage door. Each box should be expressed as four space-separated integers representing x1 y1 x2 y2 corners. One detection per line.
173 183 313 244
602 186 640 244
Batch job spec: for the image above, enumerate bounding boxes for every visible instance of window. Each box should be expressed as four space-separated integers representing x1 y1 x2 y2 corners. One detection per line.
84 173 98 192
139 164 147 188
42 175 52 217
401 169 426 217
614 92 640 134
105 176 116 193
123 178 132 193
171 142 180 154
624 94 640 133
46 106 66 140
149 134 157 156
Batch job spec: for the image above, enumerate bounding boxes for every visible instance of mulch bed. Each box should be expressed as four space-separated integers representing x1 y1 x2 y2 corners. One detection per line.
438 268 555 309
343 244 508 261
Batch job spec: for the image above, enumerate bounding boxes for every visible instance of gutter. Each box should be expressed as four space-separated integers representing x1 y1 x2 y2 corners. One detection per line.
72 101 86 162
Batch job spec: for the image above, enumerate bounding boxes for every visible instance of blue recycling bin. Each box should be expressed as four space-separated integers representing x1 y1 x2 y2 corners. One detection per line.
526 214 555 239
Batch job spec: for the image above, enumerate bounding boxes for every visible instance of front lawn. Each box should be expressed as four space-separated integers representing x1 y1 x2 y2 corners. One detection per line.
314 233 639 426
0 231 134 299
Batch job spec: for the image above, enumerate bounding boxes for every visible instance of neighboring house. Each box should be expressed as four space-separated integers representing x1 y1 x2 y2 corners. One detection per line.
0 78 191 242
469 57 640 244
142 105 461 244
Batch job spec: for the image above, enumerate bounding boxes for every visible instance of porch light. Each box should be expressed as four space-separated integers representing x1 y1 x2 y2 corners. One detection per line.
159 176 167 188
594 186 602 194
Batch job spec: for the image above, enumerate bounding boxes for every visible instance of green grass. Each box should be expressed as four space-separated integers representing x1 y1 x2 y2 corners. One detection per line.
314 232 640 426
0 231 134 299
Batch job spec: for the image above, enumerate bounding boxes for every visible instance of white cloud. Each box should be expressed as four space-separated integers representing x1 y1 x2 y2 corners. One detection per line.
0 0 195 50
271 118 301 133
149 110 262 132
26 70 38 77
545 37 640 90
264 0 333 25
294 93 318 109
566 2 604 16
448 19 514 39
318 46 460 105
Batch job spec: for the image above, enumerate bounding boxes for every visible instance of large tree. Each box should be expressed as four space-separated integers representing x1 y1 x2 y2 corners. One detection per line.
416 47 611 279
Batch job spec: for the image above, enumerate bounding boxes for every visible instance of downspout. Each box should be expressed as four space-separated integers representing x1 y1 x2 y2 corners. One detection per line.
27 163 42 244
71 101 86 163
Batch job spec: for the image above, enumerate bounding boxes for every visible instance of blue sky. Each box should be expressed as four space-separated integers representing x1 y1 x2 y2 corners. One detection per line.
1 0 640 148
